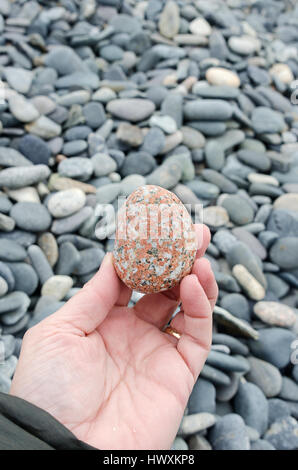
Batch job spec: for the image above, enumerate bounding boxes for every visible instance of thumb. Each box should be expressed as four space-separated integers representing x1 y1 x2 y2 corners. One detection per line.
53 253 121 334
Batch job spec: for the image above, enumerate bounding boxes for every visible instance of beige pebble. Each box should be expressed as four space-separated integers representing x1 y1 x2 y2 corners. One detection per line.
48 173 96 193
269 63 294 84
254 301 296 328
189 17 212 36
248 173 279 186
232 264 265 301
6 186 40 203
160 131 183 154
203 206 229 229
206 67 240 88
38 232 59 268
41 275 73 300
273 193 298 212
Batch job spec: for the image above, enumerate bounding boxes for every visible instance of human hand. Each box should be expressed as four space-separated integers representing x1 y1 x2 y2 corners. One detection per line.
10 224 218 450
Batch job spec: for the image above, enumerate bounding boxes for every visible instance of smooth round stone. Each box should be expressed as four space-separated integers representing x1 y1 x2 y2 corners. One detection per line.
268 399 291 426
0 165 50 189
4 67 33 94
234 381 268 435
181 126 205 149
74 247 105 276
273 194 298 212
64 126 92 142
0 239 26 262
161 92 183 129
0 147 32 168
186 180 219 199
237 150 271 172
0 195 12 214
91 153 117 177
209 414 250 450
215 271 241 293
216 372 240 402
184 99 233 121
188 378 216 414
149 115 177 134
246 356 282 398
62 140 88 156
18 135 51 165
220 293 251 322
0 290 29 314
265 274 289 298
6 187 40 204
201 364 231 386
119 174 146 197
205 140 225 170
232 227 267 260
269 63 294 84
228 35 260 55
106 99 155 122
8 94 39 123
28 244 54 284
212 333 248 356
189 17 211 36
254 301 296 328
6 262 38 296
96 183 122 204
226 241 266 288
56 90 91 107
37 232 59 268
265 417 298 450
83 102 106 129
92 87 116 103
25 116 62 140
270 237 298 270
206 67 240 88
48 188 86 218
203 206 229 229
221 195 254 226
121 151 156 177
159 0 180 39
55 242 81 276
267 210 298 238
206 350 249 373
141 127 165 157
58 157 93 182
41 275 73 301
30 96 56 115
51 206 93 235
251 107 286 134
10 202 51 232
0 276 8 297
116 122 144 147
178 413 216 436
279 377 298 402
232 265 265 301
249 328 296 369
0 213 15 232
248 173 279 186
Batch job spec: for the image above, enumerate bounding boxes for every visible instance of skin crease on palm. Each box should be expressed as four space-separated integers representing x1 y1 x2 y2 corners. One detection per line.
10 223 218 450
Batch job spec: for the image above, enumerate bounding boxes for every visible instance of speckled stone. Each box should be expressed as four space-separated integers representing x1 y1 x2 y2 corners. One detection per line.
113 185 196 293
253 301 296 328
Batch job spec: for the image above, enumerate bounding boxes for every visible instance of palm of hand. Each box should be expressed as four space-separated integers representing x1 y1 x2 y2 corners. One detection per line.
10 225 217 450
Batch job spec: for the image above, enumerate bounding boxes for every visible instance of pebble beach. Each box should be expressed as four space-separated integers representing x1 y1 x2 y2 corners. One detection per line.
0 0 297 450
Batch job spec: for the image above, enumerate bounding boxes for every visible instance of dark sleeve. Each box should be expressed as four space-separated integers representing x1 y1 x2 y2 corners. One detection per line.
0 392 97 450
